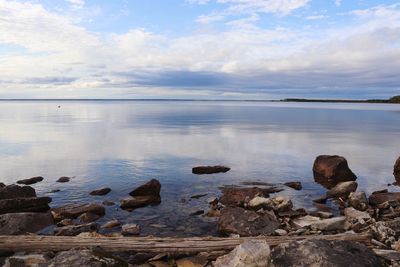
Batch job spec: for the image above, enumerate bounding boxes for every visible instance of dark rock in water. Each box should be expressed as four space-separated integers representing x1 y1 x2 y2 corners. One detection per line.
0 184 36 200
271 239 386 267
48 189 60 193
120 195 161 210
313 155 357 188
219 187 270 207
129 179 161 197
90 188 111 196
395 157 400 182
79 212 101 223
121 224 140 236
47 249 128 267
54 223 98 236
0 212 53 235
101 220 120 229
192 166 230 175
326 181 358 198
313 196 327 204
102 200 115 206
16 176 44 185
0 197 51 215
190 210 204 216
190 193 208 199
51 203 105 221
369 192 400 205
57 219 74 227
348 191 368 211
218 207 279 236
284 181 302 190
56 176 70 183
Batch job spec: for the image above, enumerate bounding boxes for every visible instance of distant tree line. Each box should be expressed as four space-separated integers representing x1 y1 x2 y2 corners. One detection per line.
282 95 400 104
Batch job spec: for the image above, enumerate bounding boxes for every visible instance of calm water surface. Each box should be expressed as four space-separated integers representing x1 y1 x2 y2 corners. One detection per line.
1 100 400 236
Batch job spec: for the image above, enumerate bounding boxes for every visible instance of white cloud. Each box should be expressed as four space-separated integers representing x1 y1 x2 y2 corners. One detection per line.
305 15 328 20
334 0 342 7
65 0 85 9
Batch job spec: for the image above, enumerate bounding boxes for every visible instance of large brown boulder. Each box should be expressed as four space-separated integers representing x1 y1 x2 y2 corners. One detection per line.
51 203 105 221
271 239 385 267
16 176 44 185
90 188 111 196
192 166 230 175
0 212 53 235
0 184 36 200
219 187 270 207
0 197 51 214
120 196 161 210
313 155 357 188
394 157 400 182
369 192 400 206
218 207 279 237
129 179 161 197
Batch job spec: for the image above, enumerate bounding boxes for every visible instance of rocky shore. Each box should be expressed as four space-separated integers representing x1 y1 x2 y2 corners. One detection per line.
1 157 400 266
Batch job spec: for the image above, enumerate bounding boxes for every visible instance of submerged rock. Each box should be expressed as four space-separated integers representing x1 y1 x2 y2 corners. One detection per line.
129 179 161 197
0 197 51 214
90 188 111 196
56 176 70 183
120 195 161 210
214 240 271 267
218 207 279 236
54 223 98 236
284 181 302 190
121 224 140 236
192 165 230 175
219 187 270 207
101 220 121 229
369 192 400 205
0 212 53 235
395 157 400 182
51 203 105 221
313 155 357 188
79 212 101 223
16 176 44 185
0 184 36 200
326 181 358 198
271 239 386 267
348 191 369 211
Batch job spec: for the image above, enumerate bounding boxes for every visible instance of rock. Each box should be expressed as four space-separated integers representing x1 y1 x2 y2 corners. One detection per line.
369 192 400 205
0 197 51 214
248 196 293 212
373 249 400 262
310 216 348 232
101 220 121 229
274 229 288 236
214 240 271 267
0 212 53 235
284 181 302 190
219 187 269 207
344 207 371 222
190 210 204 216
79 212 101 223
190 193 208 199
16 176 44 185
371 219 400 246
54 223 98 236
348 191 368 211
326 181 358 198
56 176 70 183
48 189 60 193
90 188 111 196
129 179 161 197
103 200 115 206
121 224 140 236
47 248 128 267
313 196 327 204
176 257 204 267
0 184 36 200
51 203 105 220
192 166 230 175
277 208 307 218
218 207 279 237
120 196 161 210
313 155 357 188
291 215 321 229
3 253 52 267
316 211 333 219
57 218 74 227
271 239 386 267
0 183 5 188
395 157 400 182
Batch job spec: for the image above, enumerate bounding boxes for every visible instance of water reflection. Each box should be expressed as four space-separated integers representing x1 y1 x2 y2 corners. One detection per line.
1 100 400 236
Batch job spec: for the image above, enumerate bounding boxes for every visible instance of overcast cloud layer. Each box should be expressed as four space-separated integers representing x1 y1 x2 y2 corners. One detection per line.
0 0 399 99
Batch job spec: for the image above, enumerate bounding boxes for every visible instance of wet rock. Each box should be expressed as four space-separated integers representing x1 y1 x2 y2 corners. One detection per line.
214 240 271 267
369 192 400 205
79 212 101 223
121 224 140 236
90 188 111 196
190 210 204 216
101 220 121 229
103 200 115 206
54 223 98 236
192 165 230 175
3 253 52 267
129 179 161 197
395 157 400 182
326 181 358 198
0 197 51 214
57 218 74 227
271 239 386 267
47 248 128 267
190 193 207 199
0 212 53 235
56 176 70 183
0 184 36 200
249 196 293 212
218 207 279 236
219 187 270 207
284 181 302 190
51 203 105 221
48 189 60 193
313 155 357 188
16 176 44 185
310 216 348 232
313 196 327 204
120 195 161 210
348 191 368 211
277 208 307 218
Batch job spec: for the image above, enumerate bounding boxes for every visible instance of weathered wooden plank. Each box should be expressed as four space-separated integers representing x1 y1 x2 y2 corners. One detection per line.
0 233 372 253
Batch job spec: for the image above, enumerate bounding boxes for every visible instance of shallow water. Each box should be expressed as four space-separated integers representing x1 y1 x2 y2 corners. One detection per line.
1 100 400 236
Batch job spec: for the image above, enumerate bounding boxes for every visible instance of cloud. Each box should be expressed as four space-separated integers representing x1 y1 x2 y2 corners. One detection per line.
305 15 328 20
65 0 85 9
334 0 342 7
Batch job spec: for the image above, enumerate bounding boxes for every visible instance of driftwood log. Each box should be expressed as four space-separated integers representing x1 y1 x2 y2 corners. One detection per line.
0 233 372 253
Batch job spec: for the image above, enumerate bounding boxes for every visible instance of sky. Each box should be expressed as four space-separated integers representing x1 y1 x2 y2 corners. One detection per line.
0 0 399 99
